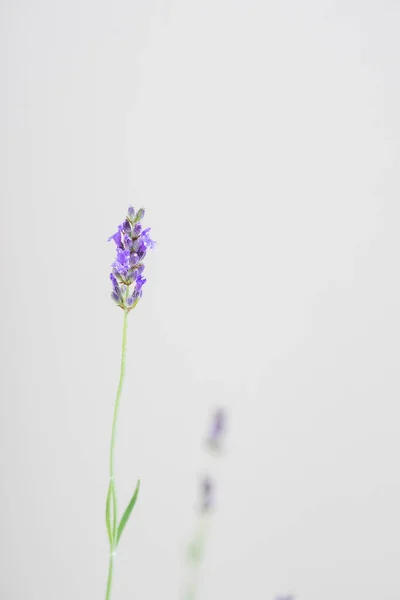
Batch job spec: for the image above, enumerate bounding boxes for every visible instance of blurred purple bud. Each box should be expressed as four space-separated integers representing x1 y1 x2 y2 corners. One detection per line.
200 476 214 512
206 408 226 449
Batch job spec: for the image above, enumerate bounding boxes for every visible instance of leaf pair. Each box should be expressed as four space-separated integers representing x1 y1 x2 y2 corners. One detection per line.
106 479 140 548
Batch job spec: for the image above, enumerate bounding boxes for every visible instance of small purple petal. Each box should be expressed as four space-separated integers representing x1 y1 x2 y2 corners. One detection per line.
112 248 131 278
127 205 135 220
135 276 147 292
108 224 123 247
142 229 156 250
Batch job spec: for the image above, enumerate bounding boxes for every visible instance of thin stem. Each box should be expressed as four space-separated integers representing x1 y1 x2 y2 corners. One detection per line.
105 555 114 600
110 310 129 479
105 309 129 600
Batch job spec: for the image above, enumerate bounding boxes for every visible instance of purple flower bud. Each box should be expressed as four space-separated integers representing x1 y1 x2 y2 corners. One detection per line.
134 207 145 222
135 276 146 292
130 253 140 268
132 238 141 252
122 219 131 234
110 272 118 289
122 234 133 250
137 243 147 261
133 223 142 237
127 205 135 221
111 291 121 303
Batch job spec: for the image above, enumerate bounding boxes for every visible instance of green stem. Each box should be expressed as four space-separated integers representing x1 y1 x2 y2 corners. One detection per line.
110 310 129 479
105 309 129 600
105 554 114 600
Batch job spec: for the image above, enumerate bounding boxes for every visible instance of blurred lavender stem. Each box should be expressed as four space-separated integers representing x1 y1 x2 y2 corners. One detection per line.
183 409 227 600
185 515 210 600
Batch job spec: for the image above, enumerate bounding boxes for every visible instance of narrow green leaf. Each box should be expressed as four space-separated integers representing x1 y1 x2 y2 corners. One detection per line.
116 479 140 545
105 480 117 546
105 481 113 545
111 482 117 541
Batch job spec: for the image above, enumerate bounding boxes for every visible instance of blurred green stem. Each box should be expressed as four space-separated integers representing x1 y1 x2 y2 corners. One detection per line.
184 515 209 600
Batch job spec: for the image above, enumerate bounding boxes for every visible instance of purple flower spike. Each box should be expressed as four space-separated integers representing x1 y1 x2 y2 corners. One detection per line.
108 206 155 310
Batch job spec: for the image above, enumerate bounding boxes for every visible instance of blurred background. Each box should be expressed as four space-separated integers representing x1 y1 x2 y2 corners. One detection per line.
1 1 400 599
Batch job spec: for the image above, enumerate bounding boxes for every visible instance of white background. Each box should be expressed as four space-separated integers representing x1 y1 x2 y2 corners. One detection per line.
1 1 400 599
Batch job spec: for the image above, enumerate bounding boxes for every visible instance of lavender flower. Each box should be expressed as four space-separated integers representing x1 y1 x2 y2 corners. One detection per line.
108 206 155 311
104 205 155 600
206 408 227 451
